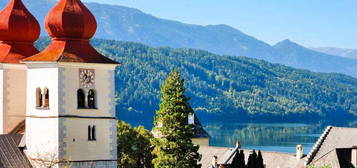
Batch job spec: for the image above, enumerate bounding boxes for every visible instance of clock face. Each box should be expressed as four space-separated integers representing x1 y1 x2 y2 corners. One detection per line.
79 69 95 88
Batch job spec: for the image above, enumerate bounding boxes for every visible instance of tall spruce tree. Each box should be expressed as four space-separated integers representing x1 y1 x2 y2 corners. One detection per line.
152 70 201 168
238 150 245 168
257 150 264 168
231 150 245 168
231 150 240 168
247 150 257 168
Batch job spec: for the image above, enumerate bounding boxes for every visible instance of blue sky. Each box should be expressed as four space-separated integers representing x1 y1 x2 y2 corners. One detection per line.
83 0 357 49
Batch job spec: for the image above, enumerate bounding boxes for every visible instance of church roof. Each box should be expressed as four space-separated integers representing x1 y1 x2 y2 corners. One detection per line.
192 114 211 138
0 134 32 168
22 0 118 64
0 0 40 63
187 106 210 138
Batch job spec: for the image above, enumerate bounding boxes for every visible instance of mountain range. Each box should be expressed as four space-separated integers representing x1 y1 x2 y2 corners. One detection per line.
311 47 357 59
2 0 356 77
35 38 357 124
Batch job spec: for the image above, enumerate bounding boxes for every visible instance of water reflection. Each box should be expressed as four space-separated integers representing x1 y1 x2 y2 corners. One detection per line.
204 122 324 154
124 118 357 154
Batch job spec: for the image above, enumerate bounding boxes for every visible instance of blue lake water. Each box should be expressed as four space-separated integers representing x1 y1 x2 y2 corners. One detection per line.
126 119 352 154
203 122 323 154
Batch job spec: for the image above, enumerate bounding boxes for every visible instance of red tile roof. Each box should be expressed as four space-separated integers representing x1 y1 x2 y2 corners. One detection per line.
0 0 40 63
22 0 118 64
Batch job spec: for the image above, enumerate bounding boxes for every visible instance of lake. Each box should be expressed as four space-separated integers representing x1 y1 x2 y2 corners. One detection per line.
203 122 323 154
126 119 354 154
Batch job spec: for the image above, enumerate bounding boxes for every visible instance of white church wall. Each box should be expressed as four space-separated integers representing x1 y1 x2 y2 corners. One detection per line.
62 118 116 161
25 63 60 162
25 63 117 167
26 64 59 116
58 63 117 163
59 63 116 117
26 118 60 161
0 67 3 134
3 64 27 133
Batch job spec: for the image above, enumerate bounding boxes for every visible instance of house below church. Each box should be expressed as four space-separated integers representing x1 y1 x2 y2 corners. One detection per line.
199 126 357 168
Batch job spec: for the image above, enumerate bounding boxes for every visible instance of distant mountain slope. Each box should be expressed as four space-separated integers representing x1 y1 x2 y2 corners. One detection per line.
2 0 355 77
35 38 357 123
311 47 357 59
274 40 357 77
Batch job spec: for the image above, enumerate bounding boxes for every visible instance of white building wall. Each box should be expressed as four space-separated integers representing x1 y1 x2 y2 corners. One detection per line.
59 63 117 163
3 64 27 133
25 63 117 167
0 68 3 134
25 64 60 163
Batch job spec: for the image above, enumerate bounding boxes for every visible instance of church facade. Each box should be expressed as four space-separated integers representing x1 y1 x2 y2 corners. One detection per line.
0 0 118 167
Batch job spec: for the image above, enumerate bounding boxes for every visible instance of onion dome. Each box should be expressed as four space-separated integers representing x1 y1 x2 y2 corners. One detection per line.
22 0 118 64
0 0 40 63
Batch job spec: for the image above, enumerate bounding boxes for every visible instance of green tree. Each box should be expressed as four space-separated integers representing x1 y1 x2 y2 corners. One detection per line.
256 150 264 168
117 120 154 168
231 150 245 168
247 150 257 168
152 70 201 168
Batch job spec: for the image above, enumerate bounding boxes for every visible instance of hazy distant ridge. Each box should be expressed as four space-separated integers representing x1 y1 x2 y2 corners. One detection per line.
311 47 357 59
4 0 356 77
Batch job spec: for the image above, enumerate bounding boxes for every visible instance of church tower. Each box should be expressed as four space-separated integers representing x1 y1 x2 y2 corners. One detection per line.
22 0 119 167
0 0 40 134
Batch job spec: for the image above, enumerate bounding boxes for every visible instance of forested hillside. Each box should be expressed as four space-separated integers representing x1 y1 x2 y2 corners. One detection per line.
35 38 357 124
3 0 356 77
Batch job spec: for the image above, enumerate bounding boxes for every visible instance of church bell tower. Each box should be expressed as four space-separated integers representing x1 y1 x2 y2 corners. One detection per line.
22 0 119 167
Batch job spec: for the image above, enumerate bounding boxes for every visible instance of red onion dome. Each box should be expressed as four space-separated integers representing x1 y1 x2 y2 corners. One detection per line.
0 0 40 43
45 0 97 40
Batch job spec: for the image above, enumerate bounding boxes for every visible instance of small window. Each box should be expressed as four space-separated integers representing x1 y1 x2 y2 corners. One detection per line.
43 88 49 108
88 125 92 140
36 88 42 108
88 125 96 141
92 126 96 141
88 89 96 109
77 89 85 108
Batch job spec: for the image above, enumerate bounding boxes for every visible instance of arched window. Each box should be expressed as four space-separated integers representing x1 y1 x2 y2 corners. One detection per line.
43 88 49 108
88 89 96 109
36 88 42 108
77 89 85 109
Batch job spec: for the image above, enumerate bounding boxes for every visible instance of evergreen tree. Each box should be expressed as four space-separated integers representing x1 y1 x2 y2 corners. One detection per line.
152 70 201 168
247 150 257 168
257 150 264 168
238 150 245 168
231 150 240 168
231 150 246 168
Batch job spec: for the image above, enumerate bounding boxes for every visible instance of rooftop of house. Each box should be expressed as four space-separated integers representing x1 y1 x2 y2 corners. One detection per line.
0 134 32 168
191 113 211 139
199 146 305 168
306 126 357 167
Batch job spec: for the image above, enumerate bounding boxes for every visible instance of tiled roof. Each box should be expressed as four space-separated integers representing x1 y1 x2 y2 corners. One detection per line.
198 146 235 168
21 0 119 64
199 146 305 168
193 114 210 138
0 134 32 168
306 126 357 166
